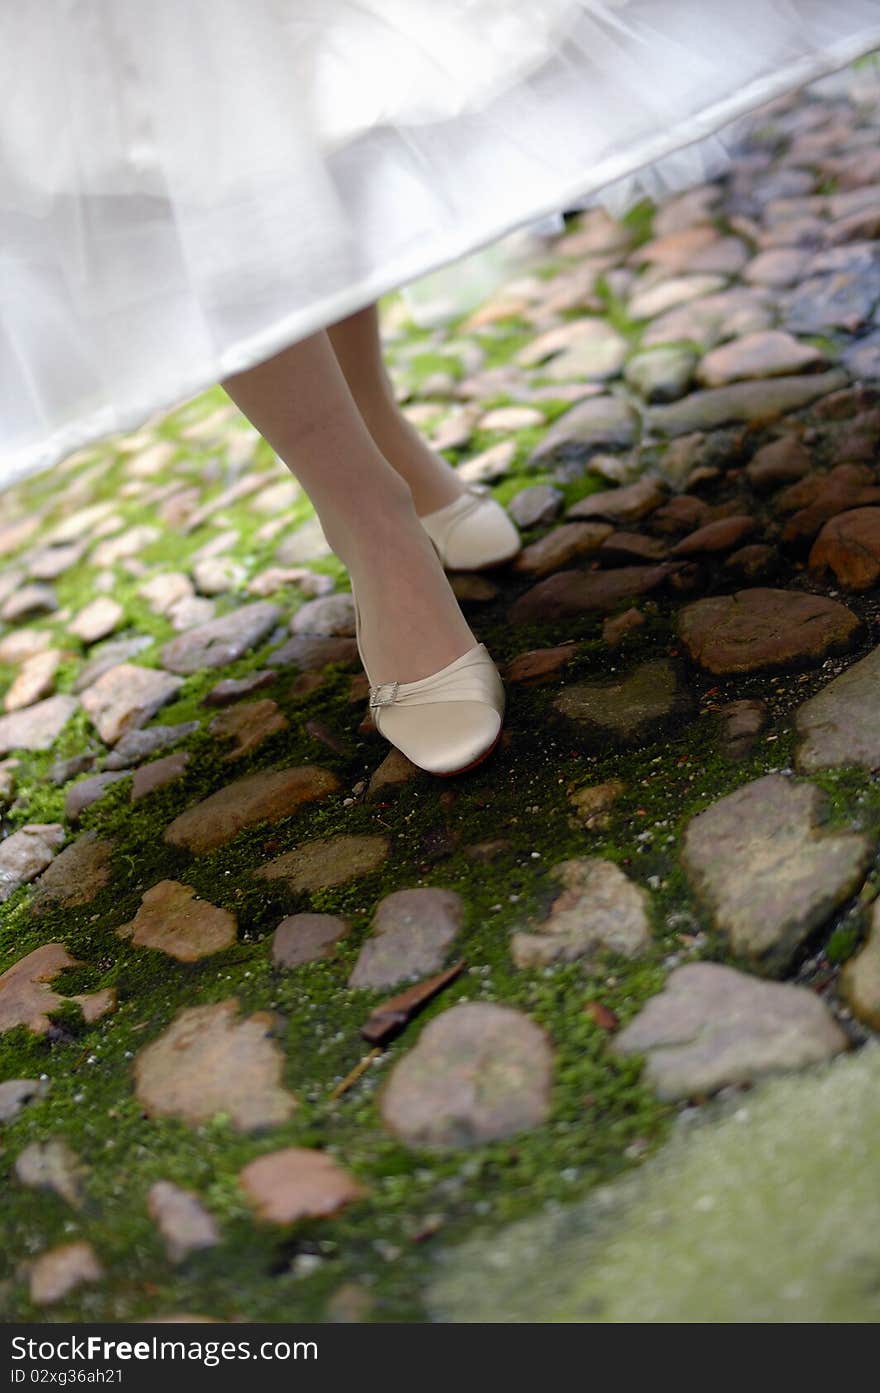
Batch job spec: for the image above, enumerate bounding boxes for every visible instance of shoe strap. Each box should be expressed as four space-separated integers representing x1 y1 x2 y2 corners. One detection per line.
369 643 498 711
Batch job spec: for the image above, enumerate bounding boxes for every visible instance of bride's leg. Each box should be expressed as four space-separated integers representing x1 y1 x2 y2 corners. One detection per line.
326 303 464 515
222 332 476 686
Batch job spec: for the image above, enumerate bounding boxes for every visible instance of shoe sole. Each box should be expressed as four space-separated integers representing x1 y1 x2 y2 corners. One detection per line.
434 728 502 778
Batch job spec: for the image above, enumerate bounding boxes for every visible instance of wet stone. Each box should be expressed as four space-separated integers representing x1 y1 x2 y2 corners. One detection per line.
796 645 880 773
670 515 757 557
367 747 420 799
381 1002 554 1151
239 1148 365 1224
505 643 581 686
683 774 871 971
839 898 880 1031
745 436 812 492
598 532 669 567
270 634 359 670
148 1182 221 1264
80 664 182 745
272 914 349 969
554 660 692 746
117 880 237 961
30 831 114 912
648 494 712 536
779 466 880 545
0 694 78 755
349 888 464 990
567 477 667 525
164 765 339 854
256 832 389 894
511 858 651 968
0 823 66 902
162 602 281 674
809 508 880 590
613 962 847 1099
678 588 861 675
568 778 625 829
603 608 645 645
134 999 296 1131
722 543 779 582
104 721 199 770
29 1242 103 1307
716 698 768 759
513 522 611 577
510 565 674 625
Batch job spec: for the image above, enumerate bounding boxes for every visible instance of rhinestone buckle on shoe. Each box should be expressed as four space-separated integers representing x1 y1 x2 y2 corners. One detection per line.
369 681 399 709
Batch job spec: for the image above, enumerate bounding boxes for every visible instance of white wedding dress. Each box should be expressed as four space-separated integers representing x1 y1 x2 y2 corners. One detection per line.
2 0 880 485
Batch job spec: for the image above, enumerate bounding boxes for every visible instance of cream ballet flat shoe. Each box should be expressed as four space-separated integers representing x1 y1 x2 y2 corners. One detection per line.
419 484 521 571
353 593 505 776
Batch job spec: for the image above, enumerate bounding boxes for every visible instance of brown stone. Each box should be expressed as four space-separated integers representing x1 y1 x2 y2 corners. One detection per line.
809 508 880 590
80 664 182 745
745 437 812 492
510 565 674 625
568 477 667 525
670 515 757 557
164 765 338 854
349 887 464 990
68 596 123 644
239 1147 365 1224
779 465 880 544
554 660 692 745
209 699 288 760
513 523 611 577
602 608 645 645
722 544 779 582
15 1139 84 1208
256 833 389 893
648 494 713 536
117 880 237 961
505 643 581 686
598 533 669 567
31 832 114 912
840 899 880 1031
367 748 420 798
0 943 115 1036
511 858 651 968
271 913 349 968
678 589 861 675
133 999 296 1130
380 1002 554 1150
717 698 768 758
568 778 626 829
131 751 189 801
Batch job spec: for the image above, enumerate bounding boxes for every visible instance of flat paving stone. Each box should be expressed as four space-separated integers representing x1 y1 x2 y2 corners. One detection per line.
117 880 237 961
349 888 464 990
677 588 861 675
29 1242 103 1307
840 898 880 1031
683 774 872 971
256 833 390 894
209 699 288 760
613 961 846 1098
164 766 339 854
529 396 638 462
554 659 692 745
147 1182 220 1264
30 832 114 912
0 943 115 1036
380 1002 554 1150
289 593 355 637
0 1079 48 1122
68 596 123 644
796 644 880 772
567 477 667 525
809 507 880 589
239 1148 365 1224
0 694 78 755
513 522 611 577
272 914 350 968
80 664 182 745
104 721 199 770
0 823 65 902
4 649 62 713
131 751 190 800
134 999 296 1131
511 858 651 967
510 565 674 625
646 369 846 435
161 602 281 673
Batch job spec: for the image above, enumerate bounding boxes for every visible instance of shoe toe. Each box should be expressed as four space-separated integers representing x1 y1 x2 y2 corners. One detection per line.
445 500 521 571
378 701 502 775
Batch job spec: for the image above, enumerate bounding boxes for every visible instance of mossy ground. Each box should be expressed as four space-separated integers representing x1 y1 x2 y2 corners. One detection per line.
3 87 880 1318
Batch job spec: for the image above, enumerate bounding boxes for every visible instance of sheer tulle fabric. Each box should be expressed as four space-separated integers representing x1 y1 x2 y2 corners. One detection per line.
2 0 880 483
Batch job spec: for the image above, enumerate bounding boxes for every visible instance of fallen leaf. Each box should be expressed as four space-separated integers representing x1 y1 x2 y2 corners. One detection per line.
361 961 465 1044
585 1001 620 1032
